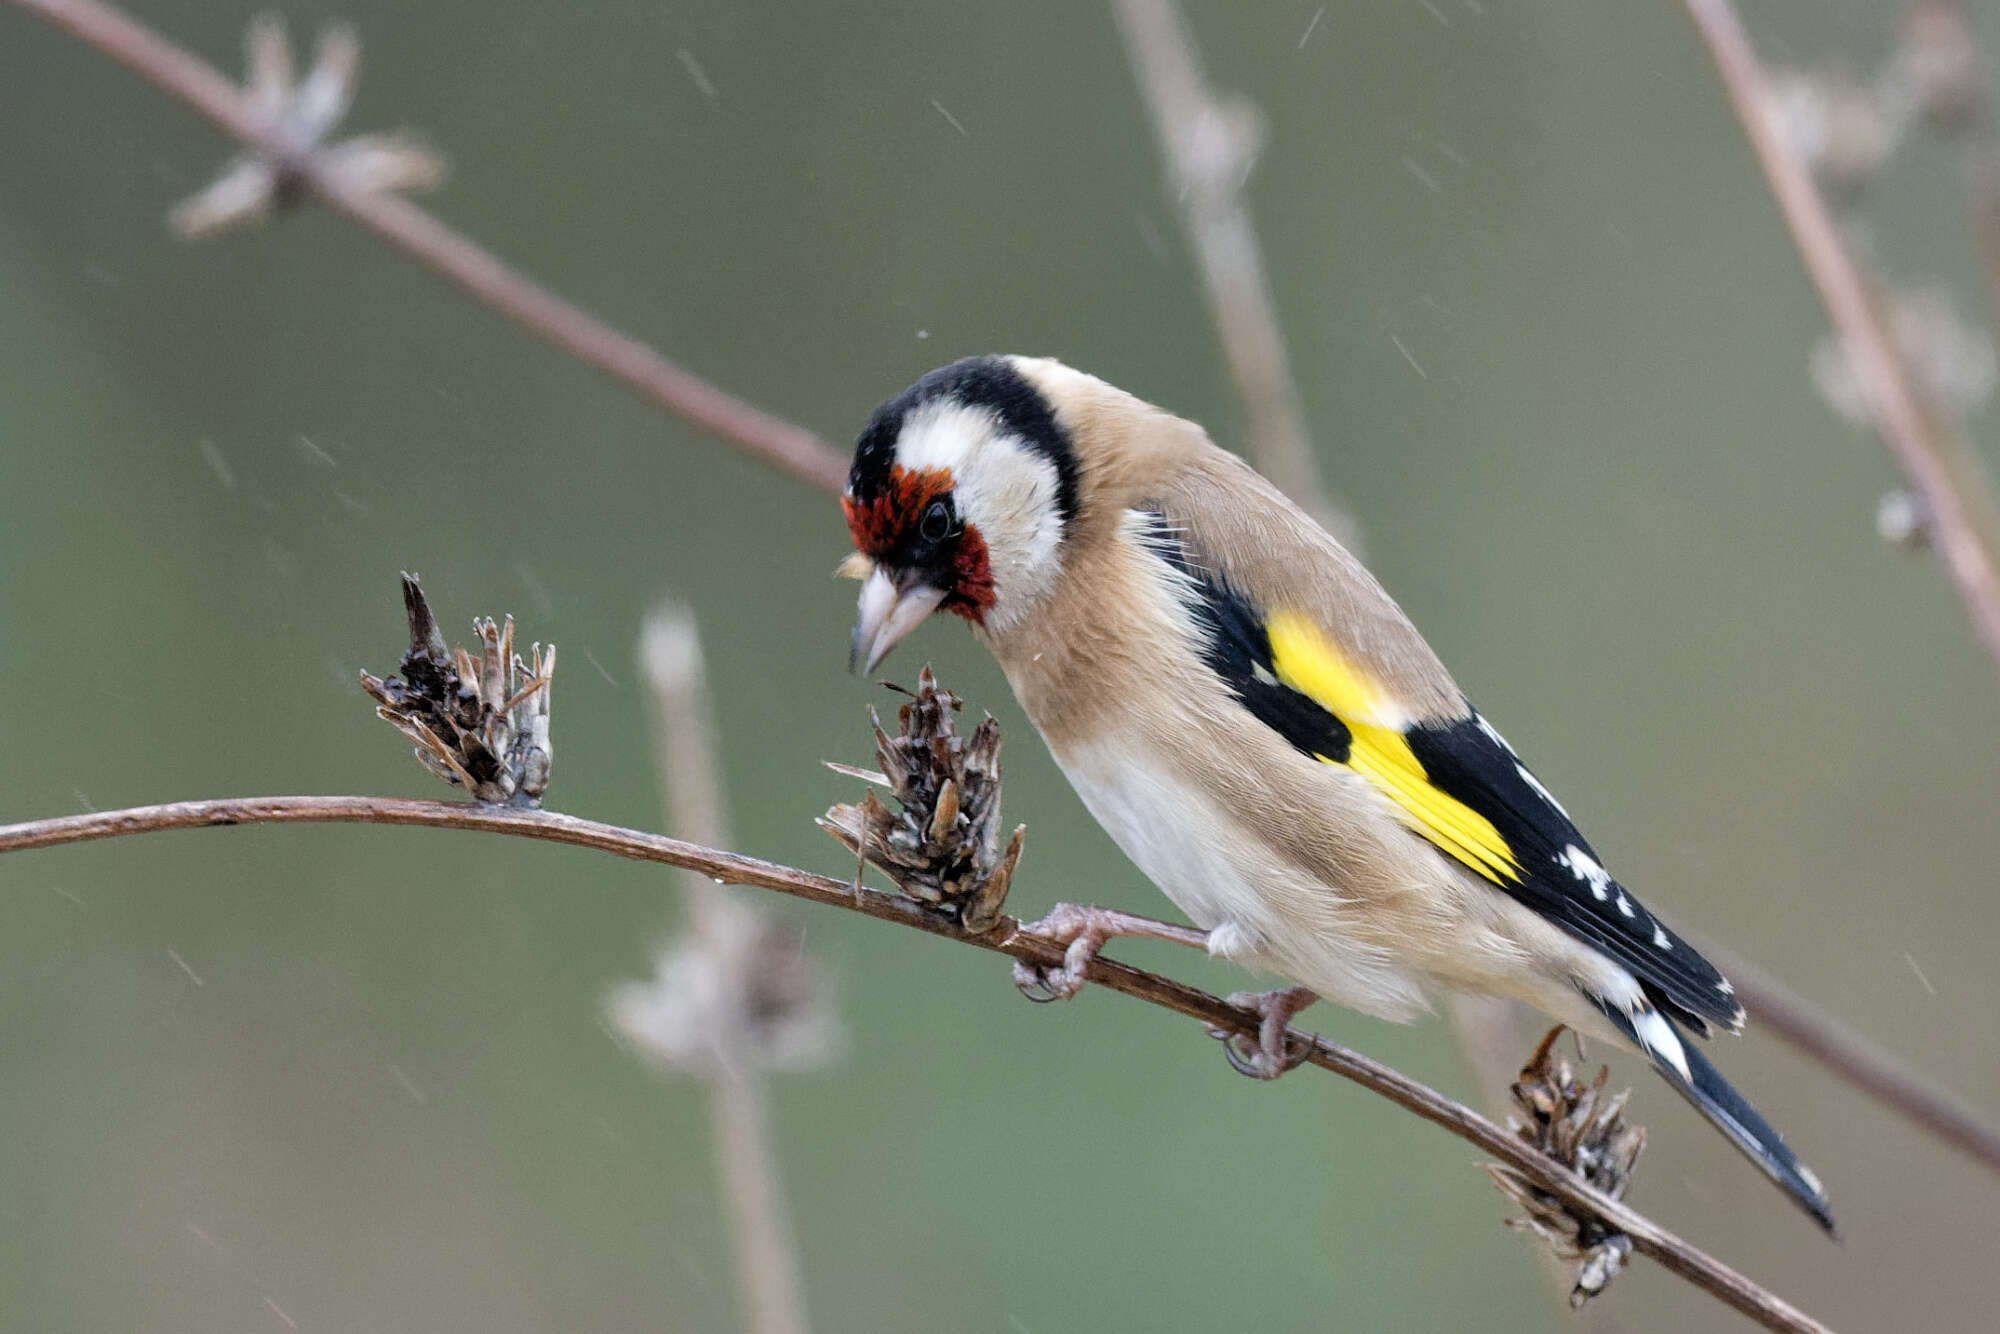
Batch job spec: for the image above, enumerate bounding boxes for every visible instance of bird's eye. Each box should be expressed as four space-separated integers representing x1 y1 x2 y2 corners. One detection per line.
919 500 953 543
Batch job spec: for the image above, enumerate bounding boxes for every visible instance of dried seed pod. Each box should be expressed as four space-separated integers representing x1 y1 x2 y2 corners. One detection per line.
820 666 1024 933
1487 1026 1648 1308
360 574 554 806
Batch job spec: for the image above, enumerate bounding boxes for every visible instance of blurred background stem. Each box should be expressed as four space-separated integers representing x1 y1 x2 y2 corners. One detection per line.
1109 0 1356 548
640 607 812 1334
1682 0 2000 679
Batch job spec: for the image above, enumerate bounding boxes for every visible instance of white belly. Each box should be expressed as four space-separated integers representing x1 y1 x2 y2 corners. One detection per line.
1055 739 1268 941
1051 737 1432 1020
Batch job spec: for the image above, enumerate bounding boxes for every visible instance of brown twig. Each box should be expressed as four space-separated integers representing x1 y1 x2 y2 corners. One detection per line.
1677 0 2000 1180
1714 949 2000 1174
636 607 814 1334
6 0 848 496
0 794 1831 1334
1108 0 1358 548
1681 0 2000 677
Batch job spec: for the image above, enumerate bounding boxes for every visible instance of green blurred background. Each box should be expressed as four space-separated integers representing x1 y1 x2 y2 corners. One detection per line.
3 1 1998 1330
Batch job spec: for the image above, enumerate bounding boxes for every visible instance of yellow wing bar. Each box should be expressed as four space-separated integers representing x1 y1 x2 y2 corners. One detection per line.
1265 609 1519 885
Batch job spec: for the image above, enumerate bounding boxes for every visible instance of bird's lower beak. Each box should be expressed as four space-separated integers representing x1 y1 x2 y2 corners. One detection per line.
850 567 947 675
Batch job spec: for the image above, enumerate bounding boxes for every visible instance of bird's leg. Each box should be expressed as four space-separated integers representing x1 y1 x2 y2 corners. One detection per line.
1009 902 1209 1002
1207 985 1319 1079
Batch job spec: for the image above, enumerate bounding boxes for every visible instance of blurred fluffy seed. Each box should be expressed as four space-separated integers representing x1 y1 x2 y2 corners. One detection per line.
1877 489 1934 550
291 23 360 140
170 13 444 240
821 666 1024 933
608 601 841 1077
359 574 554 806
1488 1027 1647 1308
1897 2 1984 134
1765 68 1904 195
322 134 447 196
170 159 281 239
243 13 294 122
607 909 841 1076
1811 286 1997 426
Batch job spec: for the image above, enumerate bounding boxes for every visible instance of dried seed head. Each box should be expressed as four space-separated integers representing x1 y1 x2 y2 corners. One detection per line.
360 574 554 806
819 666 1023 933
1488 1026 1648 1308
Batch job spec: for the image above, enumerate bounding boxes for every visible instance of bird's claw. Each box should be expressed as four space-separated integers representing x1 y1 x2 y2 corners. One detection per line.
1009 902 1118 1003
1011 958 1080 1003
1206 986 1319 1080
1214 1026 1314 1079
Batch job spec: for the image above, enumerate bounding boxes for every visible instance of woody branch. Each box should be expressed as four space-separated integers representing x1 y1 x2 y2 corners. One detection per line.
0 790 1831 1334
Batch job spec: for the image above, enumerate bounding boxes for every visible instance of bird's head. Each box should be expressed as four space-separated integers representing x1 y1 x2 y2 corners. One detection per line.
843 356 1081 673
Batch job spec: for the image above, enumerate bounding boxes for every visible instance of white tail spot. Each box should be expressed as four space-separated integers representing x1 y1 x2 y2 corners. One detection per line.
1631 1005 1691 1081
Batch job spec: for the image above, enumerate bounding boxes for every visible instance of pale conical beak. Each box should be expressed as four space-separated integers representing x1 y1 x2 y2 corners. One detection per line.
850 568 947 675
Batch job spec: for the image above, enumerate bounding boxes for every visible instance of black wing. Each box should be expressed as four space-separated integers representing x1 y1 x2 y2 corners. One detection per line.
1140 508 1743 1035
1406 713 1742 1034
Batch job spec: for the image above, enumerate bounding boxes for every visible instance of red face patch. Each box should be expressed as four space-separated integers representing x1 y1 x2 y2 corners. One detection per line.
948 525 997 621
842 464 996 625
843 465 953 558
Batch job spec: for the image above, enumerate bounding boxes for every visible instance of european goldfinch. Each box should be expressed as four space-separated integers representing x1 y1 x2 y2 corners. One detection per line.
841 354 1834 1231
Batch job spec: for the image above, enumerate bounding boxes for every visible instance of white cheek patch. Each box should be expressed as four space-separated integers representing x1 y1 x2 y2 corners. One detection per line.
896 398 1066 633
894 398 987 479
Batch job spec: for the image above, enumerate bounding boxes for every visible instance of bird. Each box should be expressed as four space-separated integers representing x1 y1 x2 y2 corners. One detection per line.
839 353 1834 1232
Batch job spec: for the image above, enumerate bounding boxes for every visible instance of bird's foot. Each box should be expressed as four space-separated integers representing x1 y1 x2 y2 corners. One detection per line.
1010 902 1208 1002
1207 985 1319 1079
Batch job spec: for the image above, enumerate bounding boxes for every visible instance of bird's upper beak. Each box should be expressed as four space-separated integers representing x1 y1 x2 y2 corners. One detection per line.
850 566 947 675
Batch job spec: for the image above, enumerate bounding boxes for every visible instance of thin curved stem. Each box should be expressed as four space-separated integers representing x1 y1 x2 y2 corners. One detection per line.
0 794 1831 1334
1109 0 1358 548
641 607 813 1334
1714 949 2000 1173
6 0 849 496
1681 0 2000 676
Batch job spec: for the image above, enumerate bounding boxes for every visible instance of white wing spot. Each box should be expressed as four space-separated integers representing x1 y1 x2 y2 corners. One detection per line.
1557 845 1612 901
1795 1163 1824 1197
1514 763 1572 819
1717 978 1736 996
1652 923 1673 950
1615 892 1637 918
1475 713 1575 818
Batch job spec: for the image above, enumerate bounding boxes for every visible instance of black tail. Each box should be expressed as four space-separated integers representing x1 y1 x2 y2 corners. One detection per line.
1594 999 1836 1233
